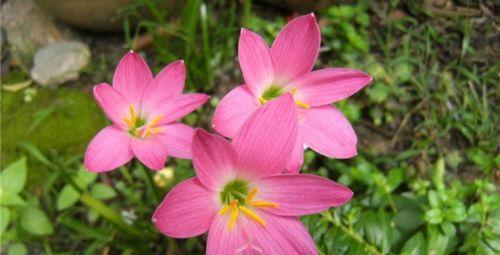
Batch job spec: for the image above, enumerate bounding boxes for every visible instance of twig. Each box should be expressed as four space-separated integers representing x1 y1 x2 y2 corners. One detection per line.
390 98 427 148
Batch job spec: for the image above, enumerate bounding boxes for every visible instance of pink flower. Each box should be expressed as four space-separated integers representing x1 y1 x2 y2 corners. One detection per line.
153 95 352 255
84 52 208 172
212 13 373 172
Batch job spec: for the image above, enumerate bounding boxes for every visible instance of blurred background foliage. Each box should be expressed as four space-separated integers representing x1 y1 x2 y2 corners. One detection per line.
1 0 499 254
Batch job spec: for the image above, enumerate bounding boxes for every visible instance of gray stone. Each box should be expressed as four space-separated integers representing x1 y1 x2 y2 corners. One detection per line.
1 0 73 68
30 42 91 86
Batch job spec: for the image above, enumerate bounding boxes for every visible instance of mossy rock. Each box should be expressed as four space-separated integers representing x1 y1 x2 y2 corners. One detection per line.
1 87 106 175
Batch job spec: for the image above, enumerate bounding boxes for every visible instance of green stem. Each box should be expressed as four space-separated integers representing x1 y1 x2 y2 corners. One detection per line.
200 2 213 90
119 166 134 184
79 193 154 240
52 159 154 240
139 164 160 203
242 0 252 27
384 187 398 213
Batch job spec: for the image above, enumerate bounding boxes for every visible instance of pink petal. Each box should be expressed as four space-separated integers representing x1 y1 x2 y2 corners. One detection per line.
270 13 320 83
130 137 168 170
112 51 153 103
238 29 275 97
212 85 260 138
84 126 133 172
232 94 298 178
258 174 353 216
93 83 130 129
192 129 239 190
289 68 372 106
206 214 247 255
302 106 357 158
151 93 209 125
141 60 186 111
156 123 194 159
207 212 317 255
285 129 304 173
153 178 216 238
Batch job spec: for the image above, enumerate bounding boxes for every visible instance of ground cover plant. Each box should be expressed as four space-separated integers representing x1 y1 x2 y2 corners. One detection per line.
1 0 499 254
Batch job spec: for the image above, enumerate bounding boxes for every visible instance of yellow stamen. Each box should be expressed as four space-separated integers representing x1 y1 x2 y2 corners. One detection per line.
129 105 137 124
123 105 138 128
151 127 162 134
295 100 310 109
246 188 258 203
240 206 266 226
250 200 279 208
228 204 239 231
220 200 238 215
258 97 268 105
289 87 310 108
123 118 132 127
219 186 279 231
148 115 162 127
218 205 231 215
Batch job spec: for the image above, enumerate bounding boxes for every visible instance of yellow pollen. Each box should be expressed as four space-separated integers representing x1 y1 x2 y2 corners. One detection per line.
291 87 298 94
240 206 266 226
258 97 268 105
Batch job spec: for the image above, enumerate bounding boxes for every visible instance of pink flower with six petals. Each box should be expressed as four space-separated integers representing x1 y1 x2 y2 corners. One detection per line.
84 52 208 172
153 94 352 255
212 13 373 172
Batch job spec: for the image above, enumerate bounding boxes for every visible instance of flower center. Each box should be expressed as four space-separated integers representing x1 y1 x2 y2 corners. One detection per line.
123 105 163 138
218 180 278 231
258 86 310 108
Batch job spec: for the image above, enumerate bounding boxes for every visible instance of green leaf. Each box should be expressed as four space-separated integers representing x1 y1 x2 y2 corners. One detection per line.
445 202 467 222
90 184 116 200
394 209 423 232
74 166 98 189
401 232 426 255
1 206 11 235
388 168 404 191
0 157 27 193
432 158 445 186
440 220 456 236
57 185 80 210
428 191 441 208
477 240 497 255
8 242 28 255
466 147 494 172
19 142 52 167
486 237 500 252
427 226 449 255
20 206 54 236
366 82 390 103
0 191 26 206
425 208 443 224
